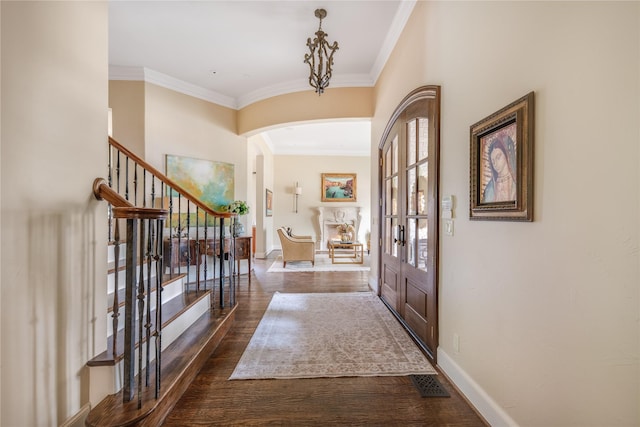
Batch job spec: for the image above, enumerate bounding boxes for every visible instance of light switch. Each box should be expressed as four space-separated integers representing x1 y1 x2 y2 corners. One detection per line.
444 219 454 236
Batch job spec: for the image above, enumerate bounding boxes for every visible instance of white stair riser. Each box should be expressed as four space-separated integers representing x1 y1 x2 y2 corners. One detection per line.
107 277 185 336
108 260 160 294
90 291 211 401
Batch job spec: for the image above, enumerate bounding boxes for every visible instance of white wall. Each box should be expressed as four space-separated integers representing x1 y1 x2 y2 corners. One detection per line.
372 2 639 426
248 134 275 258
272 155 371 252
1 2 108 425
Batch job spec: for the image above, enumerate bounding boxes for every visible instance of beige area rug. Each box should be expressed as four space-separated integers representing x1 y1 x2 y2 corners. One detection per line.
267 254 370 272
229 292 436 380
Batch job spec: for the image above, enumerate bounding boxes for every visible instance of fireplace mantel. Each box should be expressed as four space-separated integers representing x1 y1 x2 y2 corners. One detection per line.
317 207 362 251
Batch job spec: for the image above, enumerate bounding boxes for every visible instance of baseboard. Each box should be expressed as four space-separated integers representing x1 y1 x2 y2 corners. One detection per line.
368 276 379 294
60 403 91 427
437 349 519 427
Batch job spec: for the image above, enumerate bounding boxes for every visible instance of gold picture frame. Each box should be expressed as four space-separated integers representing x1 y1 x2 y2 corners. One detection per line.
470 92 534 221
265 189 273 217
321 173 357 202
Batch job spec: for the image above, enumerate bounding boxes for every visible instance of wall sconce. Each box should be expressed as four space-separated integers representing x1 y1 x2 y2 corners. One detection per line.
294 182 303 213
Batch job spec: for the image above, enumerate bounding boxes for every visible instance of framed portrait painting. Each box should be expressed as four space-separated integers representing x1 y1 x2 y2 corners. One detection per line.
321 173 357 202
265 189 273 217
469 92 534 221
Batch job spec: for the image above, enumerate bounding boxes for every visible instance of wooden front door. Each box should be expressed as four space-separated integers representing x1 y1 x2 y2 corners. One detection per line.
379 86 440 361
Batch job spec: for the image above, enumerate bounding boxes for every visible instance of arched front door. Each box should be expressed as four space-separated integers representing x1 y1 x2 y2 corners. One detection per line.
378 86 440 361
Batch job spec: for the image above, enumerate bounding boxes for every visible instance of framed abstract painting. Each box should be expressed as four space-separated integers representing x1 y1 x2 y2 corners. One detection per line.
165 154 234 211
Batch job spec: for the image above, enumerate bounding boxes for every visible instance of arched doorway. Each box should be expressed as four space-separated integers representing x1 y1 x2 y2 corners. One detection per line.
378 86 441 362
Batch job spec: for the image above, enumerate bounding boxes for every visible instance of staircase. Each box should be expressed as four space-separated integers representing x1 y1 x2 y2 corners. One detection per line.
85 138 239 426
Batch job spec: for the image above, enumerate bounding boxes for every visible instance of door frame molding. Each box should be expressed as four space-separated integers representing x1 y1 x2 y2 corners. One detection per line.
377 85 441 361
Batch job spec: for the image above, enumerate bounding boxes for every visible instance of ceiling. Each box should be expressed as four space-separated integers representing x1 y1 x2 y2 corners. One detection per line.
109 1 415 155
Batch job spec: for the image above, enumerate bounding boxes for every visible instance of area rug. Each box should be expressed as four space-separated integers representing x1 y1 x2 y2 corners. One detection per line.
267 254 370 272
229 292 436 380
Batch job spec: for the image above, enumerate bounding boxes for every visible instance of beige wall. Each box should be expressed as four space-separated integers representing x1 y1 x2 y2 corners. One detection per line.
272 155 371 253
143 82 243 170
143 84 248 224
1 2 108 425
238 87 374 135
372 2 639 426
109 81 145 156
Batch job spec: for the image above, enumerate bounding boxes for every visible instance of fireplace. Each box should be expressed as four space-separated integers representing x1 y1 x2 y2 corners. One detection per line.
317 207 362 251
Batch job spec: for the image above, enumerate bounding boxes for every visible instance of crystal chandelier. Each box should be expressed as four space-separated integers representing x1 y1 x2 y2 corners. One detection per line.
304 9 339 95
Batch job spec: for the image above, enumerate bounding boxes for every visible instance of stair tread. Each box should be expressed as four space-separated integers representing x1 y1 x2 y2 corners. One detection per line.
85 304 236 427
89 287 212 366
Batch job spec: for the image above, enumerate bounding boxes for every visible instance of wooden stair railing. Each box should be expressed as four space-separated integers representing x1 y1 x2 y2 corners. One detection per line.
88 137 240 423
107 136 238 308
94 178 169 405
109 137 237 308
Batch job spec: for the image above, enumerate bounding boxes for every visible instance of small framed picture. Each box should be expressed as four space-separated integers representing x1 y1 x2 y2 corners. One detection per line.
321 173 357 202
265 189 273 217
470 92 534 221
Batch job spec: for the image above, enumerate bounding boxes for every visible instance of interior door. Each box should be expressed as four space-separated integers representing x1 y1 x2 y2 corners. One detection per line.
379 87 440 361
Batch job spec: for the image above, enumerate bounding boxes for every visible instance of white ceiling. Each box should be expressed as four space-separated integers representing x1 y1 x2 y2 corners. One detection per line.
109 1 415 155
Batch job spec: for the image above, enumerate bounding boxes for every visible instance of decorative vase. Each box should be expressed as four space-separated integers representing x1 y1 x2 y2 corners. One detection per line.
233 221 245 237
341 232 351 242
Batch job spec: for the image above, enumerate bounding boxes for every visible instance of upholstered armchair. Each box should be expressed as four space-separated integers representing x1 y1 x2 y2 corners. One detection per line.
276 227 315 267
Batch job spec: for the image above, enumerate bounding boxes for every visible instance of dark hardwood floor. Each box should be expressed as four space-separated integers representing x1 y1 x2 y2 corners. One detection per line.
162 253 488 426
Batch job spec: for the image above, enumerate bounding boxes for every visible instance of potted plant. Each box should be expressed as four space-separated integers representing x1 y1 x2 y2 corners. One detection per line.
227 200 249 236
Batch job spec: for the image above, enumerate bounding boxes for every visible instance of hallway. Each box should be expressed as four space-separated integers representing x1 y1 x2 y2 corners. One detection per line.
163 254 487 426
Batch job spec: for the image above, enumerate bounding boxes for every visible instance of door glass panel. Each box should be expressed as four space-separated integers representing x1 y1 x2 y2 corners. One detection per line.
385 179 392 216
391 217 398 257
407 167 416 216
407 119 416 166
417 163 428 215
418 118 429 161
392 135 398 174
417 219 428 271
407 219 416 267
385 144 392 177
384 218 392 255
391 176 398 215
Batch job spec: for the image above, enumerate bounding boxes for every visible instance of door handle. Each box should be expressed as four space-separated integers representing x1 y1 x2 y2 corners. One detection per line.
394 225 406 246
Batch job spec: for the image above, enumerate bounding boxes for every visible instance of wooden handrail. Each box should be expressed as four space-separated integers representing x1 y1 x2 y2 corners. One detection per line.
109 137 234 219
112 206 168 220
93 178 133 207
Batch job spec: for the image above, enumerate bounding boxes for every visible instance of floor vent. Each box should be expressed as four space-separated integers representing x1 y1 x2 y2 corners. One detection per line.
410 375 451 398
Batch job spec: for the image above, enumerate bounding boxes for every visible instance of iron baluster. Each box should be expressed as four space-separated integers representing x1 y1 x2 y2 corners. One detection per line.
145 218 153 388
154 218 164 398
112 220 121 358
218 219 225 308
136 218 146 409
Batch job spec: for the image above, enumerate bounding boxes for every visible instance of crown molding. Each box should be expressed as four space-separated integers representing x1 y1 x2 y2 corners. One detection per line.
109 66 237 109
370 0 417 82
108 2 415 111
110 65 375 111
